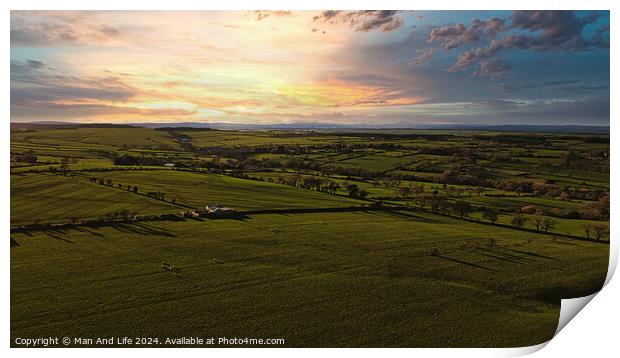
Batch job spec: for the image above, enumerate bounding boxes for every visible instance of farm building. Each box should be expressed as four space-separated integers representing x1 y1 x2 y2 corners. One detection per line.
206 204 236 215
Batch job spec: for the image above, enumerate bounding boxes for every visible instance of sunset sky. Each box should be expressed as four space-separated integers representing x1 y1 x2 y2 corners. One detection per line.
10 10 610 125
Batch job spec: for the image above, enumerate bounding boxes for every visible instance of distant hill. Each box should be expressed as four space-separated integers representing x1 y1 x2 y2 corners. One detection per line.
133 122 609 134
11 122 137 130
11 121 609 134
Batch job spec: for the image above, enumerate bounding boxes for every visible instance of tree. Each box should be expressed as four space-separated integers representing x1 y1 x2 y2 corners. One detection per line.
452 201 473 218
592 224 608 240
562 149 577 168
583 223 593 239
60 157 69 175
398 186 412 199
511 215 528 229
542 217 557 232
411 183 425 196
532 210 544 231
482 208 499 223
596 196 610 220
415 194 433 209
326 181 340 194
119 209 131 221
346 184 359 198
430 194 446 213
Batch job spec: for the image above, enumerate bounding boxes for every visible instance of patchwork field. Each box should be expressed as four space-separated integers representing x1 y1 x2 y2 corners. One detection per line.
10 125 610 347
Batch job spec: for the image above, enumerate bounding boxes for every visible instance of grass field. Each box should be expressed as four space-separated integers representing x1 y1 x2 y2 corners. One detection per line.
10 210 608 347
77 170 364 210
10 126 610 347
11 173 179 225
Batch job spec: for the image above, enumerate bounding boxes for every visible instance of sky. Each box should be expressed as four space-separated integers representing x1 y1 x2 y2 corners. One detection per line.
10 10 610 125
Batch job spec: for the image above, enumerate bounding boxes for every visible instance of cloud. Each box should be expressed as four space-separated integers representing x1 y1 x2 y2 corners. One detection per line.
11 102 196 121
424 11 608 77
408 48 435 67
470 59 512 79
254 10 293 21
429 17 506 50
11 60 137 106
11 11 122 46
492 80 609 95
492 80 579 92
313 10 403 32
25 59 46 69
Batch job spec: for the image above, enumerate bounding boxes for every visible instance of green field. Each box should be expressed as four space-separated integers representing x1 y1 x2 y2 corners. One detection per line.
11 211 608 347
77 170 364 210
11 173 179 225
10 126 610 347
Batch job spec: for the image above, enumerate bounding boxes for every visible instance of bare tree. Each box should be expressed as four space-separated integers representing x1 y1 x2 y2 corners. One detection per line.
592 224 608 240
542 217 557 232
511 215 528 229
452 201 473 218
532 210 544 231
583 223 593 239
482 208 499 223
415 194 433 209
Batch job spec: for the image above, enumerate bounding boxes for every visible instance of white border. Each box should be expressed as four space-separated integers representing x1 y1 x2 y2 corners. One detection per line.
3 1 617 357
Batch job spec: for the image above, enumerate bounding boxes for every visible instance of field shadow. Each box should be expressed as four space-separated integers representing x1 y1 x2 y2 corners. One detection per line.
469 247 527 265
41 229 74 243
186 216 205 222
110 222 177 237
10 238 19 247
207 214 249 221
74 226 106 238
381 210 437 222
365 210 437 223
434 254 498 272
502 247 565 262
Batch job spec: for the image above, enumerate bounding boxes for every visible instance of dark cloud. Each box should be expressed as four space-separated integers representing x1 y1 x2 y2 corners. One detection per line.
429 17 506 50
471 59 512 79
313 10 403 32
11 60 136 105
424 11 608 77
25 59 46 69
